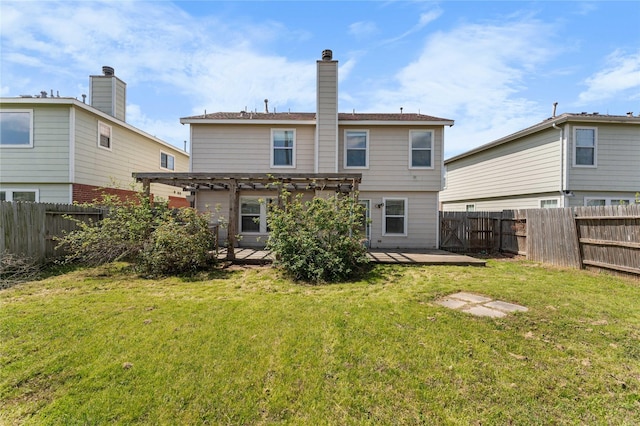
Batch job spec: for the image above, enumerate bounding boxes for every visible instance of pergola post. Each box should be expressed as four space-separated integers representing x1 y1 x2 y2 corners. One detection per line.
142 179 151 199
226 179 239 260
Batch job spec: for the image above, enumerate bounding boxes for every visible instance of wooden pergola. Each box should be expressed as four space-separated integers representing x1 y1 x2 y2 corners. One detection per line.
133 172 362 260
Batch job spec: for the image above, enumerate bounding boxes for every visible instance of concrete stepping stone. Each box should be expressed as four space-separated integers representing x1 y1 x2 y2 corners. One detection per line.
462 305 507 318
448 292 492 303
485 300 528 313
435 292 528 318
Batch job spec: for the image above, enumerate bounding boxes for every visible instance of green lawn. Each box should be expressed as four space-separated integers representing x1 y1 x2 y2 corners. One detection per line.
1 260 638 425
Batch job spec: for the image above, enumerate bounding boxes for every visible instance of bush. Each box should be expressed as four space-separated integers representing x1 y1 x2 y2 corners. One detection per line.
0 251 42 289
138 207 215 276
57 191 217 276
265 189 370 283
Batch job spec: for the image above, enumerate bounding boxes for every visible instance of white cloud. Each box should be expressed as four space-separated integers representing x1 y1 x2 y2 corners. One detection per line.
365 17 558 156
577 49 640 103
127 104 189 150
349 21 378 39
383 8 443 44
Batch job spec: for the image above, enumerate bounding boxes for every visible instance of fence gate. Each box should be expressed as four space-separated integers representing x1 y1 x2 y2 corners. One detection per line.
440 211 499 253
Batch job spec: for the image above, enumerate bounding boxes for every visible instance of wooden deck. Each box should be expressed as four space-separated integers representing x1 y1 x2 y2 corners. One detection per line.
218 248 486 266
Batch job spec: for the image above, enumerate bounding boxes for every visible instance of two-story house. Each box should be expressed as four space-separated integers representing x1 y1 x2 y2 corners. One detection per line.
0 67 189 207
440 112 640 211
135 50 453 253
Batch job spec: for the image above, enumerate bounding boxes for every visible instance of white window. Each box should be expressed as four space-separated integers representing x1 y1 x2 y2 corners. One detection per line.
409 130 434 168
540 199 559 208
0 189 39 202
585 197 633 206
345 130 369 168
0 110 33 147
160 152 175 170
98 122 112 150
574 127 597 167
271 129 295 168
383 198 407 236
240 197 274 234
466 204 475 212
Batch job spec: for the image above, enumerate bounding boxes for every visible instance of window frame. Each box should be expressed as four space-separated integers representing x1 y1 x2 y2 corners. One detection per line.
584 197 634 206
0 188 39 202
465 204 476 212
344 129 369 169
239 197 274 234
382 197 408 236
408 130 434 169
160 151 175 171
0 109 34 148
270 128 296 168
98 121 112 151
539 198 560 208
573 126 597 167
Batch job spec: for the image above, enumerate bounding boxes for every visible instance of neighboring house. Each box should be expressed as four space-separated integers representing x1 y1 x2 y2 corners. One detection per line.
0 67 189 207
440 112 640 211
136 50 453 251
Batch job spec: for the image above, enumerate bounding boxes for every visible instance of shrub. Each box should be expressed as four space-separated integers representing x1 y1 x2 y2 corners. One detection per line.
138 207 215 276
265 188 370 283
57 191 217 276
0 251 42 289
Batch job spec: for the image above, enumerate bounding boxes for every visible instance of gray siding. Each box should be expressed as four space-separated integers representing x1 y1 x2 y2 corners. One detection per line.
441 128 561 202
567 123 640 192
339 125 444 192
316 60 339 173
191 124 315 173
362 190 439 249
0 104 70 184
441 193 562 211
90 75 126 121
73 108 188 195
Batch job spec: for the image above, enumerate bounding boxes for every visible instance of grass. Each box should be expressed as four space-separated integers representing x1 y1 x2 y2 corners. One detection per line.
1 260 639 425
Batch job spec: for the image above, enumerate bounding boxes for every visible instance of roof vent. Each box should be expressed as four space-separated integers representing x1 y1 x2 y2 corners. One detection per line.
322 49 333 61
102 66 115 76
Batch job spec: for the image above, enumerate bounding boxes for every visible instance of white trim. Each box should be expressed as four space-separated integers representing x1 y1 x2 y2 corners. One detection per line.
408 129 434 169
0 188 40 202
69 108 75 182
239 196 272 234
97 121 112 151
358 199 371 243
188 125 193 172
572 126 598 168
0 109 34 148
344 129 369 169
270 128 296 168
382 197 408 236
160 151 175 170
465 203 476 212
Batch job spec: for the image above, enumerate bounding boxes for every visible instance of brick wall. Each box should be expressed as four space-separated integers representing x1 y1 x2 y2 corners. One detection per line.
72 183 187 208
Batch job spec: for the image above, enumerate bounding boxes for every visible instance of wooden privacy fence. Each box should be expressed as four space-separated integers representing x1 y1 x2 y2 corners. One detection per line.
1 202 105 262
440 205 640 277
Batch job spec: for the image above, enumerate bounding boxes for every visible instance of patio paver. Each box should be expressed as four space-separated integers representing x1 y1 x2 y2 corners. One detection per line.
435 292 528 318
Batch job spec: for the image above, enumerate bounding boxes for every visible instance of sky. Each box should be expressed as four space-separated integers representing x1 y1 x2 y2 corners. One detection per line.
1 1 639 158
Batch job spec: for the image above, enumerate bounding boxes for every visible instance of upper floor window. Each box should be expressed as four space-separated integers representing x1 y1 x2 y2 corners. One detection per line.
345 130 369 168
271 129 295 168
574 127 597 167
383 198 408 236
0 110 33 148
98 122 112 150
160 152 175 170
409 130 433 168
